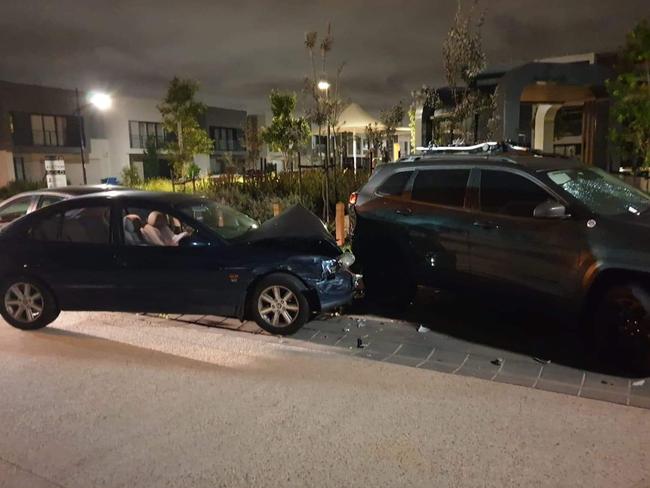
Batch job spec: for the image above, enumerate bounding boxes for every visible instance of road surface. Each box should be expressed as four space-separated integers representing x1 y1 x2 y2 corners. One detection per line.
0 311 649 488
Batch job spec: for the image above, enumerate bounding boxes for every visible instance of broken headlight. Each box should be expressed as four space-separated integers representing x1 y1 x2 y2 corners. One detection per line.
321 252 356 278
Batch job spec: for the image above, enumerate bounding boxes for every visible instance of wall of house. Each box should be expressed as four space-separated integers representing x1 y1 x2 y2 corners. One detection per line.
0 151 14 186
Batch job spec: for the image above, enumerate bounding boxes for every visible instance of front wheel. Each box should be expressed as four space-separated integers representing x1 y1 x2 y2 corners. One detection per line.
0 277 60 330
250 274 310 335
593 283 650 374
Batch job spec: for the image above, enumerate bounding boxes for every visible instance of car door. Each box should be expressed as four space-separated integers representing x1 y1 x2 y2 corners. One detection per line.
21 201 120 310
399 167 474 287
468 168 585 300
352 169 415 269
114 202 238 316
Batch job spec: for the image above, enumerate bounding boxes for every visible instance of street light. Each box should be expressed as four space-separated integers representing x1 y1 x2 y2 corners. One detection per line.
75 90 112 184
318 80 332 221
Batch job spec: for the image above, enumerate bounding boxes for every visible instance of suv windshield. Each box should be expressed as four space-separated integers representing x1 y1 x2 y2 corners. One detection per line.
176 200 258 240
547 167 650 216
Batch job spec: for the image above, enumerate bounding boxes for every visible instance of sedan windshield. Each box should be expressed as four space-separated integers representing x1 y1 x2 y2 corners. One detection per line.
176 200 258 240
547 167 650 216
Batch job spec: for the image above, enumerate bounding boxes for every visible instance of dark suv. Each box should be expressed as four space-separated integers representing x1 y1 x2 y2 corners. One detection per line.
350 153 650 370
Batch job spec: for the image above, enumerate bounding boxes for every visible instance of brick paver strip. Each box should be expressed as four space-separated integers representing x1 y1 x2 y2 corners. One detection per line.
163 313 649 409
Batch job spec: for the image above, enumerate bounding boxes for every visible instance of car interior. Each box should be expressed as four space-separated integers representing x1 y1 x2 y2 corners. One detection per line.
122 208 191 247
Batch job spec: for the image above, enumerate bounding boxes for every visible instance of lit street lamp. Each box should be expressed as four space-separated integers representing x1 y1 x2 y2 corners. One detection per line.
318 80 331 222
74 89 112 184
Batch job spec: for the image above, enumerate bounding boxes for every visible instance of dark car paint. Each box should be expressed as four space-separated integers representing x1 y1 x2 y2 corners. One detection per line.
0 192 355 320
351 155 650 316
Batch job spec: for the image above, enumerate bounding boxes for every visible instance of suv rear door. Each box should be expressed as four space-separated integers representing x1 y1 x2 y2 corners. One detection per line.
469 167 585 300
402 166 474 287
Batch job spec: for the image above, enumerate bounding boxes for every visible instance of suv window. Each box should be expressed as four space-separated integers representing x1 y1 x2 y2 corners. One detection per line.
31 206 111 244
480 170 551 217
411 169 470 207
0 196 33 223
377 171 412 196
37 195 64 209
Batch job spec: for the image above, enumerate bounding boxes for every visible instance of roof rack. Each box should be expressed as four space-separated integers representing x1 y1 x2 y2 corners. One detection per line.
414 141 530 155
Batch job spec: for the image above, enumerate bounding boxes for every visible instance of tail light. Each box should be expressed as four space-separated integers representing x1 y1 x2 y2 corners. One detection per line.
349 192 358 206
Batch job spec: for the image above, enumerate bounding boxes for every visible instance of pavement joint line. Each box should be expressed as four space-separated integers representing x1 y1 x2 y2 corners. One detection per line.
333 333 347 345
381 344 403 361
415 347 436 368
309 330 321 340
0 454 67 488
532 364 544 389
490 358 505 381
452 353 470 374
577 372 586 397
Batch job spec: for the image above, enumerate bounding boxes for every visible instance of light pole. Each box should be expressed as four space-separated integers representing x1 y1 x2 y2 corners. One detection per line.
318 80 331 222
74 90 112 184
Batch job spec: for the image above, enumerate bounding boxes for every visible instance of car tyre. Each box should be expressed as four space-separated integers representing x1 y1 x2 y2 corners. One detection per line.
250 273 310 335
0 277 60 331
593 283 650 374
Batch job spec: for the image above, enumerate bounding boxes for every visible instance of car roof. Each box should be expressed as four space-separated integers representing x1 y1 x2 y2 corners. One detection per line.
5 184 127 199
67 190 211 205
392 154 583 172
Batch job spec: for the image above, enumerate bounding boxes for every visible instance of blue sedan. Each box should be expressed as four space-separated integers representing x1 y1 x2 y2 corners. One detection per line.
0 191 360 335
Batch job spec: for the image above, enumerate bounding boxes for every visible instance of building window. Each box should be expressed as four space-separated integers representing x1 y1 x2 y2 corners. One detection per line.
13 157 26 181
209 126 244 152
30 114 68 146
129 121 167 149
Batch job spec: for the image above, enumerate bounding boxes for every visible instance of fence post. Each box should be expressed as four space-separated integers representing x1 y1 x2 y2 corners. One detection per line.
335 202 345 246
272 202 282 217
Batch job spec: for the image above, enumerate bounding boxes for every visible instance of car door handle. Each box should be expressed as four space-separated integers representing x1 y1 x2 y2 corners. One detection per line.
395 208 412 216
473 220 500 230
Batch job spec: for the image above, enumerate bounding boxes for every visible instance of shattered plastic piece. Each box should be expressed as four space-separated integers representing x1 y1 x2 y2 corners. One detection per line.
417 325 431 333
356 319 366 328
533 357 551 364
343 327 350 333
356 338 365 349
491 358 503 366
632 379 646 387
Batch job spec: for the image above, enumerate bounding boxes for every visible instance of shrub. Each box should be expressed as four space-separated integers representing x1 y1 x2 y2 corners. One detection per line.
0 180 45 201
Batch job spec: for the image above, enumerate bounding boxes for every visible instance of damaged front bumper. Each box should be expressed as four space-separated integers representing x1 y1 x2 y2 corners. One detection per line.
312 270 364 312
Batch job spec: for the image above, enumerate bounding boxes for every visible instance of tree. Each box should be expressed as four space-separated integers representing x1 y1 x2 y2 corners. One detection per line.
244 116 263 171
158 77 213 186
380 102 405 161
442 0 493 144
365 123 384 168
142 138 160 179
608 19 650 168
261 90 311 173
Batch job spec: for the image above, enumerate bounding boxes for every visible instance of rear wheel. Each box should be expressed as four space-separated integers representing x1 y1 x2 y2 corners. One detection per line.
250 274 310 335
0 278 59 330
593 283 650 374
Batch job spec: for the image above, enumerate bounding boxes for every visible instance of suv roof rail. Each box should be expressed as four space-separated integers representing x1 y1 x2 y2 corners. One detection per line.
413 141 533 156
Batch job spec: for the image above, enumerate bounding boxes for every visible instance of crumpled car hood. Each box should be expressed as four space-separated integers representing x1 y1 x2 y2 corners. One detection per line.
242 204 340 256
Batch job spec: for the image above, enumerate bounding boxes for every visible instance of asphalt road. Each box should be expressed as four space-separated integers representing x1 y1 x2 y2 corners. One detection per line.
1 311 650 488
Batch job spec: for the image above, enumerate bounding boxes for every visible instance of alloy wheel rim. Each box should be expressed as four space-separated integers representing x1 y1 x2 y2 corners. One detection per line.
4 282 44 323
257 285 299 328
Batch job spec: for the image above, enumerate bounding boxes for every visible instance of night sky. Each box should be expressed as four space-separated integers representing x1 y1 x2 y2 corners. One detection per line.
0 0 647 115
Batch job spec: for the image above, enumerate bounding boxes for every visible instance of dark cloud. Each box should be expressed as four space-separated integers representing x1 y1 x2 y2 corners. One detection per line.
0 0 646 116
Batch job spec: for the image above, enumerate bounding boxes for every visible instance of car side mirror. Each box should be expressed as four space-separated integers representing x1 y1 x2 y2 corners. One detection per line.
533 200 568 219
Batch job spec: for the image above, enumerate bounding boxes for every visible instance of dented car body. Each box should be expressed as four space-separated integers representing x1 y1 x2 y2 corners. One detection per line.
0 192 359 335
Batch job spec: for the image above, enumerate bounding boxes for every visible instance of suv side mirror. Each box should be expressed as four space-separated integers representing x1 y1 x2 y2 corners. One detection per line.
533 200 568 219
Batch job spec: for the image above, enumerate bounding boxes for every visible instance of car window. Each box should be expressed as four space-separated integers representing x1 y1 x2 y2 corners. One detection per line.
37 195 64 209
377 171 413 196
30 206 111 244
480 170 552 217
0 196 33 223
411 169 470 207
122 207 199 247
